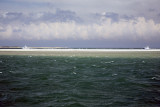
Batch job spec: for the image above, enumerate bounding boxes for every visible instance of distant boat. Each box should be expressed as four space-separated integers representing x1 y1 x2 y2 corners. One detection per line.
22 45 30 49
144 46 150 50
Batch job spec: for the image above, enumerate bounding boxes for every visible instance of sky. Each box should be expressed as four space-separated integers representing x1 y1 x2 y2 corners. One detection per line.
0 0 160 48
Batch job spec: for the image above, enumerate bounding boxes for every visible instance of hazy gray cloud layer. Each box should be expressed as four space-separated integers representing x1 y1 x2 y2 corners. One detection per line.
1 0 160 22
0 9 82 24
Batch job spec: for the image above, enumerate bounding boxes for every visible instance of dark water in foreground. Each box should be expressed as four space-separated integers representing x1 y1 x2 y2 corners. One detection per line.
0 55 160 107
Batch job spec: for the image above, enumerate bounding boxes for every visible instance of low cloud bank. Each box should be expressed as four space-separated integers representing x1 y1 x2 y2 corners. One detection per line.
0 17 160 41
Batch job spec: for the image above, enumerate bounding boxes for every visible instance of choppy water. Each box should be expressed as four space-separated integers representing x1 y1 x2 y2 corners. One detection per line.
0 54 160 107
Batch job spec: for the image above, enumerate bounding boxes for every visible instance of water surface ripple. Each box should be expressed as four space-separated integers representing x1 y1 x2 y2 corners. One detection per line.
0 55 160 107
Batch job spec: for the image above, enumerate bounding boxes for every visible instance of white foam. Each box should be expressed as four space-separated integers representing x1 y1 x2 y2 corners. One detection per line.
112 74 118 76
0 72 2 73
105 62 111 63
105 61 114 63
9 71 14 73
73 72 77 74
151 77 156 80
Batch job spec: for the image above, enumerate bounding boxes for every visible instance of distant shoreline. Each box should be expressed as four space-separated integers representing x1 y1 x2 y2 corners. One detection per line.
0 49 160 57
0 49 160 52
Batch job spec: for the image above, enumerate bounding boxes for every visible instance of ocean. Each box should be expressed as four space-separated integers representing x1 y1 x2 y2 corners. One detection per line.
0 50 160 107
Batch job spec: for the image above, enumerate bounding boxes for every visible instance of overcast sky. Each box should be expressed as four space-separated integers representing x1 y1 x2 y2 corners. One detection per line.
0 0 160 48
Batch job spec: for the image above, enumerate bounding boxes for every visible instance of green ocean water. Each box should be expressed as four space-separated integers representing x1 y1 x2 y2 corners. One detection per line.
0 53 160 107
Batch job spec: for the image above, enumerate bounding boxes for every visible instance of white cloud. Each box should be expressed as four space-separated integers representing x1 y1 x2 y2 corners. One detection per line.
0 25 12 39
0 17 160 41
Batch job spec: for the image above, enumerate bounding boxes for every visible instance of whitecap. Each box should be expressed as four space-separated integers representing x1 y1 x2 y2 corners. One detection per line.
73 72 77 74
105 62 111 63
151 76 160 80
73 66 76 69
9 71 14 73
142 61 145 63
151 77 156 80
112 74 117 76
105 61 114 63
0 72 2 74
